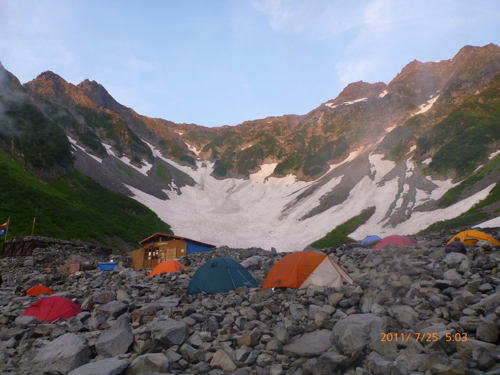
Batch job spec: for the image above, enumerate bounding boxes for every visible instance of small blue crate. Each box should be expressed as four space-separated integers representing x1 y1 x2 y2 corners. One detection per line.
99 262 118 271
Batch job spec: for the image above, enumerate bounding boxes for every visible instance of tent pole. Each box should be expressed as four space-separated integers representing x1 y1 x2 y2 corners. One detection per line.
227 267 237 290
236 269 253 287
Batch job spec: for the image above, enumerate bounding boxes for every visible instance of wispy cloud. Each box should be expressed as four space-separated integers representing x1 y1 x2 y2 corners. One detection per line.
251 0 363 38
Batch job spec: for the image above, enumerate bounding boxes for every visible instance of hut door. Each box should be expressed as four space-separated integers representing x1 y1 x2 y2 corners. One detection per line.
167 248 176 260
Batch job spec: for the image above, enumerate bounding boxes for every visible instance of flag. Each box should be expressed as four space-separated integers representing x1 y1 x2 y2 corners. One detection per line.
0 229 5 235
0 221 8 228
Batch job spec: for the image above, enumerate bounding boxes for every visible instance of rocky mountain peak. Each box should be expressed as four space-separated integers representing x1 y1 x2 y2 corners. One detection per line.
77 79 132 119
0 62 24 98
388 58 451 103
25 72 98 110
327 80 387 105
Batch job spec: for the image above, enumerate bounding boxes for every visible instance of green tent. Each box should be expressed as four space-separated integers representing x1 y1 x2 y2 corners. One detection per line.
187 258 258 294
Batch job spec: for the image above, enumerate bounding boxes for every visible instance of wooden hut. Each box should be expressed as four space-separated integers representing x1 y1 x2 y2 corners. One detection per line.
132 233 216 269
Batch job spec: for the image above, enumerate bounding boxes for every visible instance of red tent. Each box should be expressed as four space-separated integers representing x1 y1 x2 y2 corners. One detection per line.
26 285 54 297
22 296 82 322
373 235 415 251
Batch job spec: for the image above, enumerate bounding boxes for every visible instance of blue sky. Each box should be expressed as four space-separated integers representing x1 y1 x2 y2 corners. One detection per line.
1 0 499 128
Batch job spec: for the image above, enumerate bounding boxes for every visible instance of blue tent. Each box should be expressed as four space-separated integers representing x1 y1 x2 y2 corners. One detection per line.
187 258 258 294
360 235 382 245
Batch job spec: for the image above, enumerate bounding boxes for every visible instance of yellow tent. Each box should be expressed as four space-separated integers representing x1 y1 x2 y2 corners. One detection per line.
447 230 500 246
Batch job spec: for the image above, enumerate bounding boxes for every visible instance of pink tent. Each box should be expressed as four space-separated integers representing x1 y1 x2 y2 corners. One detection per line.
373 235 415 251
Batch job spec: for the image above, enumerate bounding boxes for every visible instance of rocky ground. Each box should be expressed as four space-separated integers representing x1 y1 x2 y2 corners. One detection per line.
0 229 500 375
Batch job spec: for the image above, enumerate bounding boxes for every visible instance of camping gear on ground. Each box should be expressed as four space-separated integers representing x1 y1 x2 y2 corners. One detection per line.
25 285 54 297
69 263 81 272
446 230 500 247
99 262 119 271
360 235 381 245
187 258 258 294
262 251 353 290
373 235 415 251
148 259 187 278
22 296 82 322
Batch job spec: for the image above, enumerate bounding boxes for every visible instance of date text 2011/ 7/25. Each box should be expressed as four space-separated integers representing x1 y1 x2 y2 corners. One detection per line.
380 332 467 342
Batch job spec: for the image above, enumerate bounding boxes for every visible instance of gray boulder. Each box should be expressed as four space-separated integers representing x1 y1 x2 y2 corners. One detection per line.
330 314 385 356
390 305 418 328
14 315 38 328
18 333 92 375
92 291 117 304
211 349 237 372
68 358 129 375
124 353 170 375
149 319 189 349
443 252 468 264
96 318 134 358
312 351 348 375
240 256 263 270
283 330 332 357
97 301 128 318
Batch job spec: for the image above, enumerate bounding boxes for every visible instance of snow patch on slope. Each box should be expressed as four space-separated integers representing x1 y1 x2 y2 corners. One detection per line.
489 150 500 160
325 97 367 109
68 136 102 163
343 98 367 105
379 90 388 98
102 142 152 176
413 95 440 115
478 215 500 229
350 183 496 240
185 143 200 156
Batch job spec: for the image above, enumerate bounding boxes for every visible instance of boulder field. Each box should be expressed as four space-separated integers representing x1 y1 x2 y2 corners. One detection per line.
0 229 499 374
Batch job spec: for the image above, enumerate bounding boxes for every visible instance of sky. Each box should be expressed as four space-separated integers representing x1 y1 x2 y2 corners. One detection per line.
1 1 499 128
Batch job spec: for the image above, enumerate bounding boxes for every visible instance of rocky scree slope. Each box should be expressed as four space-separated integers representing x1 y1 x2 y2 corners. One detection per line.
0 229 500 374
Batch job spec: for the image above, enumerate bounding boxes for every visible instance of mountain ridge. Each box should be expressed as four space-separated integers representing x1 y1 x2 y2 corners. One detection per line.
1 43 500 251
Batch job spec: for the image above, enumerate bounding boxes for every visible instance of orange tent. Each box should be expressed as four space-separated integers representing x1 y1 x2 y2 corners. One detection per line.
262 251 353 290
447 230 500 246
26 285 54 297
148 259 187 278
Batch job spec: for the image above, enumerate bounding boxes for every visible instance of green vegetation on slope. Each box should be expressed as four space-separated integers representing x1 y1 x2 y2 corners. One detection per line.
438 155 500 207
310 207 375 249
418 73 500 178
302 138 349 176
0 149 171 251
236 145 263 175
0 102 72 171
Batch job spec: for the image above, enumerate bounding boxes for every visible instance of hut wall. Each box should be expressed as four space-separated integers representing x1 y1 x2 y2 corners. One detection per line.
186 241 214 255
157 239 186 260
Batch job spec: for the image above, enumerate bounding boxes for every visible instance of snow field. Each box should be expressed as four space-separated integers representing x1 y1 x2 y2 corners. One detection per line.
126 140 497 251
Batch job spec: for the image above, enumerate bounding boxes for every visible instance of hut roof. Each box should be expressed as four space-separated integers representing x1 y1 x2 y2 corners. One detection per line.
139 233 216 248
